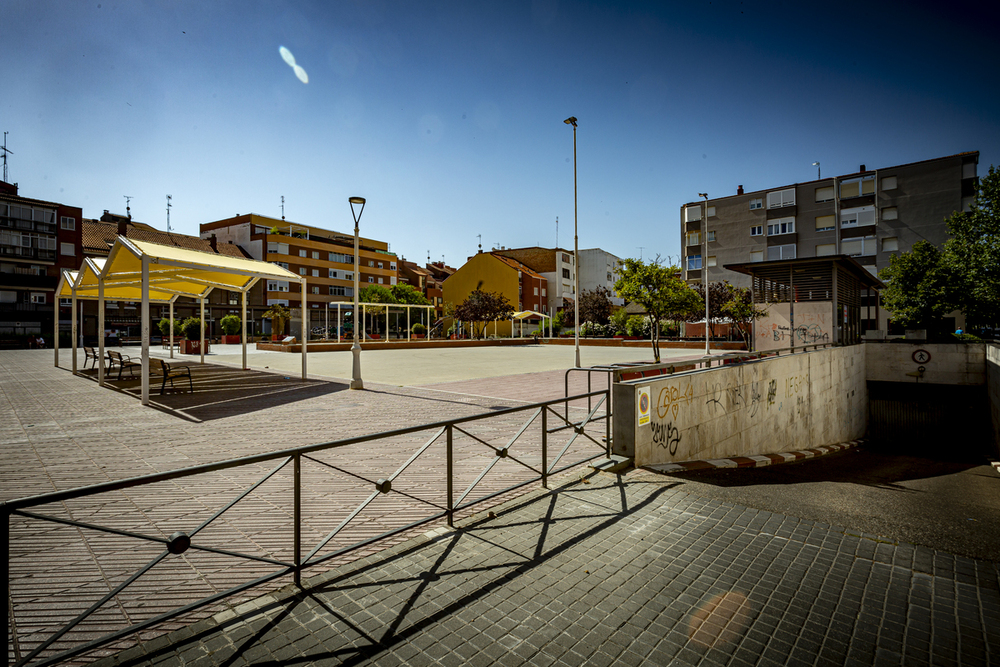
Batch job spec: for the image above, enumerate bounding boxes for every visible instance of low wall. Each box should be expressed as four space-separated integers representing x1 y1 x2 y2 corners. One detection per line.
614 345 867 467
258 338 747 353
988 344 1000 457
542 338 746 351
865 341 985 385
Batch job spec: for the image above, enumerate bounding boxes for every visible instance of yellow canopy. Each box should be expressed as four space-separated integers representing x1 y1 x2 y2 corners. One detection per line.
512 310 545 320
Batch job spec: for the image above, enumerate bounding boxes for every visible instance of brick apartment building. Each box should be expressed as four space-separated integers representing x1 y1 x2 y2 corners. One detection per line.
0 180 83 341
680 151 979 332
442 251 546 336
397 258 446 319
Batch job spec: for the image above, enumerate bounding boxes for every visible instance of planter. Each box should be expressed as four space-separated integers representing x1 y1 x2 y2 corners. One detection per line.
222 335 242 344
369 334 382 340
180 339 209 355
411 334 426 339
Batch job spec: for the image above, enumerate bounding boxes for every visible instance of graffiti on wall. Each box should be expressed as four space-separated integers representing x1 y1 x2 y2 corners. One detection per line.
652 420 681 455
657 382 693 420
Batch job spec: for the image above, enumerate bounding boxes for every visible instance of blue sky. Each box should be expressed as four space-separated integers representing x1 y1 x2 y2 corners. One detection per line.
5 0 998 268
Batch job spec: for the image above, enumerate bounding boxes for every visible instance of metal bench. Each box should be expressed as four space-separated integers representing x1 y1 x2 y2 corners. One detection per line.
158 359 193 394
106 351 141 380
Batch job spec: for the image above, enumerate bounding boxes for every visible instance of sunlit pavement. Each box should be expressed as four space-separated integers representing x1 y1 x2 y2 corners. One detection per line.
96 470 1000 667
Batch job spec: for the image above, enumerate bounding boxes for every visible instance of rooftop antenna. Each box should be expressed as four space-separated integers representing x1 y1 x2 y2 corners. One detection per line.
637 246 645 261
555 216 559 248
281 195 285 221
1 132 12 183
477 234 482 253
166 194 172 233
427 250 430 264
124 195 133 221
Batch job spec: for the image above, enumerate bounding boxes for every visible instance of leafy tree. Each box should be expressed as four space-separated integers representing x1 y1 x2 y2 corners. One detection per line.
881 241 960 331
263 304 291 338
180 317 202 340
157 317 183 339
943 165 1000 328
389 283 430 305
720 283 770 351
454 290 515 339
687 281 730 338
358 284 396 304
608 307 629 335
579 286 613 325
614 257 702 363
220 314 241 336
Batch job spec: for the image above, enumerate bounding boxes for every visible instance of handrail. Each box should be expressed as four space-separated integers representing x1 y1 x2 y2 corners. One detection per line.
4 388 612 667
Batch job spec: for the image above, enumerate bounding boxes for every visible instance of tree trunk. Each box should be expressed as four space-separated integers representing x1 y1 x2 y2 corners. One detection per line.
650 316 661 363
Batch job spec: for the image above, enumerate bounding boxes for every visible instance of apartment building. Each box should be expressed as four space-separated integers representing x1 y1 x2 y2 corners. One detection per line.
0 180 83 338
200 215 397 320
397 258 446 318
442 251 546 336
681 151 979 331
578 248 624 306
492 246 576 316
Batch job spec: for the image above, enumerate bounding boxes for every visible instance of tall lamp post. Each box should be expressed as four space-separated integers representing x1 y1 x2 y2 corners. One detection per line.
564 116 581 368
699 192 710 357
349 196 366 390
812 161 821 179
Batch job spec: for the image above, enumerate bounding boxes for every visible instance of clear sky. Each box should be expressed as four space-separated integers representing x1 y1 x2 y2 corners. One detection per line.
5 0 998 268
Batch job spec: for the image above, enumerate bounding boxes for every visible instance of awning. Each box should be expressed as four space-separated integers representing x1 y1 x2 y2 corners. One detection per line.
512 310 546 320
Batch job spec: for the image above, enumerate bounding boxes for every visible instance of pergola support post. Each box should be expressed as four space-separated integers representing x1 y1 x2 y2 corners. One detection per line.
141 257 150 406
71 294 78 373
301 279 307 380
98 278 105 386
241 290 248 370
169 300 174 360
199 297 206 365
54 295 60 368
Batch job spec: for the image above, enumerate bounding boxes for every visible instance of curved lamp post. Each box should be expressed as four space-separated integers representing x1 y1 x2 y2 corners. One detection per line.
349 196 366 390
564 116 581 368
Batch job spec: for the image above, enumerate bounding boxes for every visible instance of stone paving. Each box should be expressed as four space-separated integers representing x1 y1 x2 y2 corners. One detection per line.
93 470 1000 667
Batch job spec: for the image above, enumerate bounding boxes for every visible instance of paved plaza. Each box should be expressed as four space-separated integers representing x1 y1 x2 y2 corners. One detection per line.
4 344 1000 666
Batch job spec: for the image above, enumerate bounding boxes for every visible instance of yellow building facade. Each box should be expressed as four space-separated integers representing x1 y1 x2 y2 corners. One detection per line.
442 252 546 337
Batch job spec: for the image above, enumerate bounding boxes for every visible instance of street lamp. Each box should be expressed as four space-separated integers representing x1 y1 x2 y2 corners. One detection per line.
564 116 581 368
699 192 710 357
349 196 366 390
813 161 821 179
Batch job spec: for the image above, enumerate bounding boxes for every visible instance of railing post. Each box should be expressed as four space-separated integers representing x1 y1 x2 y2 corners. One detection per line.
541 409 548 489
4 506 12 664
293 452 301 586
605 388 612 458
446 424 454 527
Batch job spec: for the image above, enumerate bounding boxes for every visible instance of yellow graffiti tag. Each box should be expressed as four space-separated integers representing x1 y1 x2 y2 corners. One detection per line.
657 382 694 420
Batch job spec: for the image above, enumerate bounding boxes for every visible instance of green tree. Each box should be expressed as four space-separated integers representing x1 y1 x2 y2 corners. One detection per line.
608 307 629 335
263 304 291 338
881 241 960 332
720 283 769 351
220 314 241 336
180 317 202 340
614 257 702 363
579 286 613 325
943 165 1000 328
454 290 515 339
389 283 430 305
157 317 183 339
358 284 397 304
688 281 730 338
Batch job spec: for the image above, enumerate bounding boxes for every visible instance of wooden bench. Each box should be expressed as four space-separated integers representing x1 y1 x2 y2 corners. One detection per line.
158 359 193 394
107 351 141 380
84 346 101 369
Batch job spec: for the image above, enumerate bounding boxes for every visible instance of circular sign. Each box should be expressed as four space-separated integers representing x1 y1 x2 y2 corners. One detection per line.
639 392 650 414
912 349 931 364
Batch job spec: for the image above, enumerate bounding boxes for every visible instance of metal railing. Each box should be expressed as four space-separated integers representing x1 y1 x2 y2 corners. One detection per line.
4 388 611 667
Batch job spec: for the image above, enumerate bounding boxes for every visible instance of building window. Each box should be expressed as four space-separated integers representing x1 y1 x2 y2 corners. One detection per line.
707 231 716 242
882 176 897 191
750 250 764 262
562 268 570 279
299 249 307 257
377 262 383 269
841 206 876 228
60 216 76 230
329 270 338 279
841 236 876 256
840 176 874 199
687 254 702 270
273 261 289 270
368 276 375 283
60 242 75 256
815 186 834 203
767 217 795 236
310 286 319 294
750 225 763 237
882 237 899 252
299 267 307 275
766 188 795 209
541 288 546 297
686 231 701 246
562 253 571 263
330 286 346 296
267 242 289 254
767 244 796 260
963 196 974 212
684 205 702 222
707 256 717 268
606 273 613 281
344 272 354 281
330 252 352 264
228 292 239 305
267 299 289 307
59 297 72 306
267 280 290 292
312 251 319 259
368 260 375 267
749 198 763 210
882 207 898 221
533 287 538 296
816 243 836 257
963 163 977 179
815 215 835 232
390 262 397 270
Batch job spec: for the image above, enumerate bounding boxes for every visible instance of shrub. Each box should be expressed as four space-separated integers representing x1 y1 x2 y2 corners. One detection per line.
609 308 629 335
580 321 608 337
625 315 645 338
220 314 241 336
157 317 183 338
412 322 427 335
181 317 202 340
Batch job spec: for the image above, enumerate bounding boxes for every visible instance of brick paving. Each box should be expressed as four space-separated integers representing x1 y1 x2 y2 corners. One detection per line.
2 349 608 665
92 470 1000 667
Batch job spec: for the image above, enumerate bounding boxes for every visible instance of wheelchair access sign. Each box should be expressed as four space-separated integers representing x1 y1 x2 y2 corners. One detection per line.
638 386 651 426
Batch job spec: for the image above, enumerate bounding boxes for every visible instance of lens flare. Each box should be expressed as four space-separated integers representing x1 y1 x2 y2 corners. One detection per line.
279 46 296 67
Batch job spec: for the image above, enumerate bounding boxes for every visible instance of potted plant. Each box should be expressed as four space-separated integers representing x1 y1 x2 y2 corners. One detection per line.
180 317 208 354
411 323 427 339
157 317 183 346
220 314 242 344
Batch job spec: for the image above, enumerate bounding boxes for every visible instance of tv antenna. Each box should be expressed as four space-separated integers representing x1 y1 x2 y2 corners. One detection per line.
124 196 133 221
477 234 482 253
637 246 645 261
166 195 172 233
1 132 12 183
555 216 559 248
281 195 285 221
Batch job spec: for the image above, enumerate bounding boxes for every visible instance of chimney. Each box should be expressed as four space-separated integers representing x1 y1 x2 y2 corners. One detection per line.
117 218 128 236
737 184 744 195
860 164 866 172
209 234 218 252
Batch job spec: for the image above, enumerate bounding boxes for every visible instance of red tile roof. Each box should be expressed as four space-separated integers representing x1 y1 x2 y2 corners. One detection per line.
82 220 248 259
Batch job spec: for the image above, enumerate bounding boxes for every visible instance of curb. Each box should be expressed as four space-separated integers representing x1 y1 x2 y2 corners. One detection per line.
643 439 864 474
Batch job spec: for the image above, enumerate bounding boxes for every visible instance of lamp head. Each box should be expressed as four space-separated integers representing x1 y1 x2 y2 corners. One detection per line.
812 161 820 167
563 116 577 127
349 197 366 204
698 192 708 199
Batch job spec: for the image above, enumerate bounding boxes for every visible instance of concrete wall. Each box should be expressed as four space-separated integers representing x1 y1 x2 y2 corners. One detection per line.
865 341 985 385
987 344 1000 456
755 302 833 351
614 345 866 467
